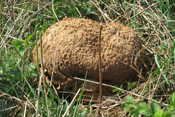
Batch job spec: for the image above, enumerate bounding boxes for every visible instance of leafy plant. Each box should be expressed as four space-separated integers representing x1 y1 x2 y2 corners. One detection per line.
122 93 175 117
127 82 137 90
113 84 125 95
54 0 99 20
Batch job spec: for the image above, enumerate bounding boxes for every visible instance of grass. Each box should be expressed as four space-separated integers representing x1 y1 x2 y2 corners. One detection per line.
0 0 175 116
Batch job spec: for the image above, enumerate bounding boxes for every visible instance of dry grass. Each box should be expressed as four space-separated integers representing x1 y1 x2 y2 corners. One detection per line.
0 0 174 116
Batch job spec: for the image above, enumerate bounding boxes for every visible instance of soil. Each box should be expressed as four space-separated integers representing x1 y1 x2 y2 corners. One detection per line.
32 17 143 97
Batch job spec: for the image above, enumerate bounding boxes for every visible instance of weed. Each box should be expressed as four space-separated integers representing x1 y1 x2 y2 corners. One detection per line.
122 93 175 117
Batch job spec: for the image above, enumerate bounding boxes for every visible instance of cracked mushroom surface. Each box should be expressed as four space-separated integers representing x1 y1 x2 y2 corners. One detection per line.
32 17 143 96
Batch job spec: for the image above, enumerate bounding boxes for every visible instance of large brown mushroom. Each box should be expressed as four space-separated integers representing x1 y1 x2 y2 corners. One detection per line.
32 18 143 96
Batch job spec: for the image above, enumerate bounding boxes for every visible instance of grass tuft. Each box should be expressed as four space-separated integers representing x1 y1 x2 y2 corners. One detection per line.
0 0 175 116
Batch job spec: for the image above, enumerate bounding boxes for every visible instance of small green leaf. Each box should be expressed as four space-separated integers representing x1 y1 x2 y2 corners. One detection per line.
36 22 41 27
30 19 37 23
29 62 36 69
127 82 136 88
19 49 25 57
26 62 37 78
113 85 124 95
154 54 161 68
112 88 118 92
122 103 129 111
130 110 139 117
154 109 164 117
150 103 160 114
10 39 22 48
138 102 152 116
122 102 136 111
25 33 34 47
167 105 175 112
162 111 173 117
170 93 175 108
126 96 134 104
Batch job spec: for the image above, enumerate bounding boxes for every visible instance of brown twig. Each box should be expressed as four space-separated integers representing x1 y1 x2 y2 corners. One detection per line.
98 23 103 117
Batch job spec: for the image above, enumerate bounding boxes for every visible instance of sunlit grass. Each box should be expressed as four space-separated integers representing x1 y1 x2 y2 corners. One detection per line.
0 0 175 116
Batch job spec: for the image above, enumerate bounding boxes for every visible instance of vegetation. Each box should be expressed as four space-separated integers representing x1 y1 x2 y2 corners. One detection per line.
122 93 175 117
0 0 175 116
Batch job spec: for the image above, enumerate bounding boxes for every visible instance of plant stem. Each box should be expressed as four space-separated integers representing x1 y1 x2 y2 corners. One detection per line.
98 23 102 117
